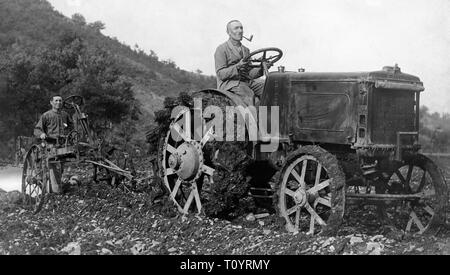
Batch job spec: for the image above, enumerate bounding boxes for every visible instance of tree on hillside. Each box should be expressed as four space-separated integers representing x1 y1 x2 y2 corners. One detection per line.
88 21 105 33
419 105 450 153
72 13 86 26
0 34 139 159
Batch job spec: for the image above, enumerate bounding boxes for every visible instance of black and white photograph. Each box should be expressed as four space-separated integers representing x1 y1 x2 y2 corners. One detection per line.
0 0 449 259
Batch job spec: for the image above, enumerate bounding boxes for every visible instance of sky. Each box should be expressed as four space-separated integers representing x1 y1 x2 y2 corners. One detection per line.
48 0 450 113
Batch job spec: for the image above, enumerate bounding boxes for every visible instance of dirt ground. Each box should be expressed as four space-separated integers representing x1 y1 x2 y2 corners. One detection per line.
0 159 449 255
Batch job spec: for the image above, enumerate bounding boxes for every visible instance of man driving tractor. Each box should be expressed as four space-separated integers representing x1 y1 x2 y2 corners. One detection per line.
34 95 73 194
215 20 273 106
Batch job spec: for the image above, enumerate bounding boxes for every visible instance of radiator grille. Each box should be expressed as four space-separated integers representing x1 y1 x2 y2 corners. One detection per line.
371 89 416 145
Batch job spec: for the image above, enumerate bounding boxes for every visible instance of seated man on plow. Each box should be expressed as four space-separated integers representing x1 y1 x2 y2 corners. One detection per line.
34 95 73 194
215 20 273 106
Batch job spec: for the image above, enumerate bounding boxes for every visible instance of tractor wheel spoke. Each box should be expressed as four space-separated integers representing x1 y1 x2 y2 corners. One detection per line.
316 197 332 208
284 189 296 198
287 205 300 216
201 127 215 147
423 205 435 216
170 179 182 198
202 165 215 176
300 161 307 185
406 165 413 185
315 164 322 186
410 211 426 233
305 203 326 226
395 170 407 185
172 123 190 142
291 161 307 189
308 215 315 235
307 180 330 195
192 183 202 214
166 168 176 176
166 144 177 154
182 190 195 214
417 171 427 192
295 208 301 231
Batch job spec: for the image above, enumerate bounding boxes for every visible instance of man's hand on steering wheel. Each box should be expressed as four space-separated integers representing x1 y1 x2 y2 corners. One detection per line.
236 59 250 71
265 61 274 70
244 47 283 77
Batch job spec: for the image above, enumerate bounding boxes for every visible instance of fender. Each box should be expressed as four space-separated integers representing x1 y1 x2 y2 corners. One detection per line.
192 89 258 132
192 89 248 108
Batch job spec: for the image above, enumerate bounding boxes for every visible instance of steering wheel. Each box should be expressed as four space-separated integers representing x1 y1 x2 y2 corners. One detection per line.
244 47 283 76
63 95 85 110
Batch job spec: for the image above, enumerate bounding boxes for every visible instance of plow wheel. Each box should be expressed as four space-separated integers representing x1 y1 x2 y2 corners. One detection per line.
275 146 346 235
381 154 447 235
22 145 49 214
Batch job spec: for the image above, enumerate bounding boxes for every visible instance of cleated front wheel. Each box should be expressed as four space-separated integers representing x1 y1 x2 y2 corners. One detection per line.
275 146 346 235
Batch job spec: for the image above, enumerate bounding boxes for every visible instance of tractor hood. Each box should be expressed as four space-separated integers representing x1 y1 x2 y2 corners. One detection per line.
269 65 424 92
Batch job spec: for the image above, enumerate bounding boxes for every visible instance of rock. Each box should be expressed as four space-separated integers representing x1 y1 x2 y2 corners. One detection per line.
370 235 384 242
150 241 161 248
329 245 336 253
168 247 177 253
335 238 350 254
321 237 335 248
258 221 265 226
130 242 146 255
438 241 450 255
416 247 424 253
69 176 80 185
61 242 81 255
246 213 256 222
350 236 364 246
255 213 270 219
101 248 113 255
300 248 311 254
263 230 271 235
366 242 383 255
383 226 404 241
115 240 124 246
405 245 416 253
105 241 115 247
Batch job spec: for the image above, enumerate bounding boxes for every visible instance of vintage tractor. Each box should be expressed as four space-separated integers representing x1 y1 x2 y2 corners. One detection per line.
156 47 448 235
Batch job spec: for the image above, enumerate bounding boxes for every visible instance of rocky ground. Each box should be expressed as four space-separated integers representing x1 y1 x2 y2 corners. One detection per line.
1 176 450 255
1 154 450 256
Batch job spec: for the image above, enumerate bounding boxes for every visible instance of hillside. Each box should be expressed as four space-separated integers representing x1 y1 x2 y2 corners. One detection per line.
420 107 450 153
0 0 216 157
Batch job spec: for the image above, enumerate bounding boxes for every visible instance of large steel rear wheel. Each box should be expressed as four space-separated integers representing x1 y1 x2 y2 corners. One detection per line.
275 146 346 235
158 91 254 218
161 121 215 215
